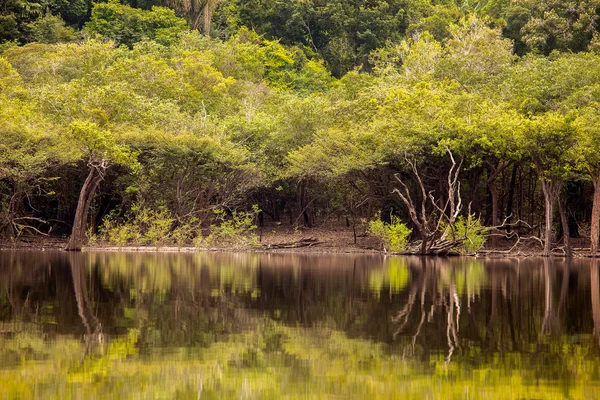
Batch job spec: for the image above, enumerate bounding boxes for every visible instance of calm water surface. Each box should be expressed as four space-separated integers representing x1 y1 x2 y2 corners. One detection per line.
1 251 600 399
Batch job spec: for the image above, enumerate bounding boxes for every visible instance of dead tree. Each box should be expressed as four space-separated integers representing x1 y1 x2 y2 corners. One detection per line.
393 148 464 255
394 149 549 255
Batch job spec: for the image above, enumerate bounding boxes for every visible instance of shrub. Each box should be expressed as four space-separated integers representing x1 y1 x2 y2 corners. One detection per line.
444 215 488 254
368 212 411 252
28 14 77 44
134 205 173 246
99 211 135 247
99 204 174 247
197 205 261 249
171 217 200 248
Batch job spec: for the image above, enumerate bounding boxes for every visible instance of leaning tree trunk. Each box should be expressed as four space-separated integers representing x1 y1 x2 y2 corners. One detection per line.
591 170 600 256
65 166 104 251
203 1 212 35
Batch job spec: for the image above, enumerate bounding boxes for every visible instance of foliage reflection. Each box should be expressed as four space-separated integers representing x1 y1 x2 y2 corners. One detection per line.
1 252 600 398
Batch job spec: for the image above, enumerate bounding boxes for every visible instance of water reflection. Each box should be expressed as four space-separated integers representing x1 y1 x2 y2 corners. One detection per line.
1 252 600 398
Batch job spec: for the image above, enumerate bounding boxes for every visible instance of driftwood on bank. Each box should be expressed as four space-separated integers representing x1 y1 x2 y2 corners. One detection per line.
264 237 324 249
402 238 466 256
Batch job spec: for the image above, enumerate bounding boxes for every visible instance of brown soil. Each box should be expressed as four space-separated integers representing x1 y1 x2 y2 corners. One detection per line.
0 227 595 258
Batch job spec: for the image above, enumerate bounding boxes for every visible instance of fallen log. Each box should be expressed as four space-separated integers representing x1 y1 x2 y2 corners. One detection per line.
265 238 324 249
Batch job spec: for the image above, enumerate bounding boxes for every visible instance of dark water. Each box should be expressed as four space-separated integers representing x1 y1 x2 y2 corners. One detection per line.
1 251 600 399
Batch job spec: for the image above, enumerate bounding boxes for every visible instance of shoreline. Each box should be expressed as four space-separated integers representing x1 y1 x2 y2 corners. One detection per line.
1 241 593 258
0 242 384 255
0 228 594 258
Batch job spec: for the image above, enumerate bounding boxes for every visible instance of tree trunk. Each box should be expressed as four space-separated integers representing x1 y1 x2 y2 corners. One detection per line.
420 233 427 255
486 161 510 247
469 167 483 216
488 180 499 247
505 164 518 233
558 192 571 257
66 166 103 251
591 170 600 256
193 0 216 35
203 1 212 36
295 180 312 228
541 180 556 257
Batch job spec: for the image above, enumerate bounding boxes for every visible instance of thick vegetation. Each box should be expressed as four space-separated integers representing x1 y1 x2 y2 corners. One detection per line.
2 1 600 254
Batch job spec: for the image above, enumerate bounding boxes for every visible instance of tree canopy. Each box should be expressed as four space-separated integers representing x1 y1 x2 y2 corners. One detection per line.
3 1 600 255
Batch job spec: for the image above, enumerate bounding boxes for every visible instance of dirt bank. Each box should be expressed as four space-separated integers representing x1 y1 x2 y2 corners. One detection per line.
0 227 594 257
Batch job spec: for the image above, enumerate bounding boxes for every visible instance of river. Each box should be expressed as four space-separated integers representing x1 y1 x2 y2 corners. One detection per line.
1 251 599 399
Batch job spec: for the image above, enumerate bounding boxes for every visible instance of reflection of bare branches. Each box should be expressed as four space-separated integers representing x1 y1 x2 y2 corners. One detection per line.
411 304 426 353
392 259 462 363
393 260 430 340
445 285 461 365
392 286 418 336
411 276 429 353
454 289 461 335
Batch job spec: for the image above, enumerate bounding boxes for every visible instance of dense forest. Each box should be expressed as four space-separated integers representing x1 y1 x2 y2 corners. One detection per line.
2 0 600 255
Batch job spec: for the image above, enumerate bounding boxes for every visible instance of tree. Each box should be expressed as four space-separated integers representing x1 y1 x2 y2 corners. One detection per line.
216 0 414 77
84 2 188 47
0 0 42 43
519 113 578 256
27 13 77 43
504 52 600 255
435 15 515 91
0 57 66 239
519 0 600 54
573 102 600 255
65 121 136 251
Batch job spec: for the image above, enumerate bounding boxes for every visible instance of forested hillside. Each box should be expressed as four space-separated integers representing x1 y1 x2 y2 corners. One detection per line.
2 0 600 255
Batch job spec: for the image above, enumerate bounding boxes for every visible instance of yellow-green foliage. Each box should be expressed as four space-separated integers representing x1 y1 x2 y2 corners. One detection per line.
368 212 412 252
444 215 488 254
438 260 487 296
99 204 175 246
368 258 410 297
2 321 599 399
197 204 261 249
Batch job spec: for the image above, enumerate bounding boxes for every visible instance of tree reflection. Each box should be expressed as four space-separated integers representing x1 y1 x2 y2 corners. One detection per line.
541 257 558 335
2 251 600 398
391 258 470 362
591 260 600 344
69 253 103 353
